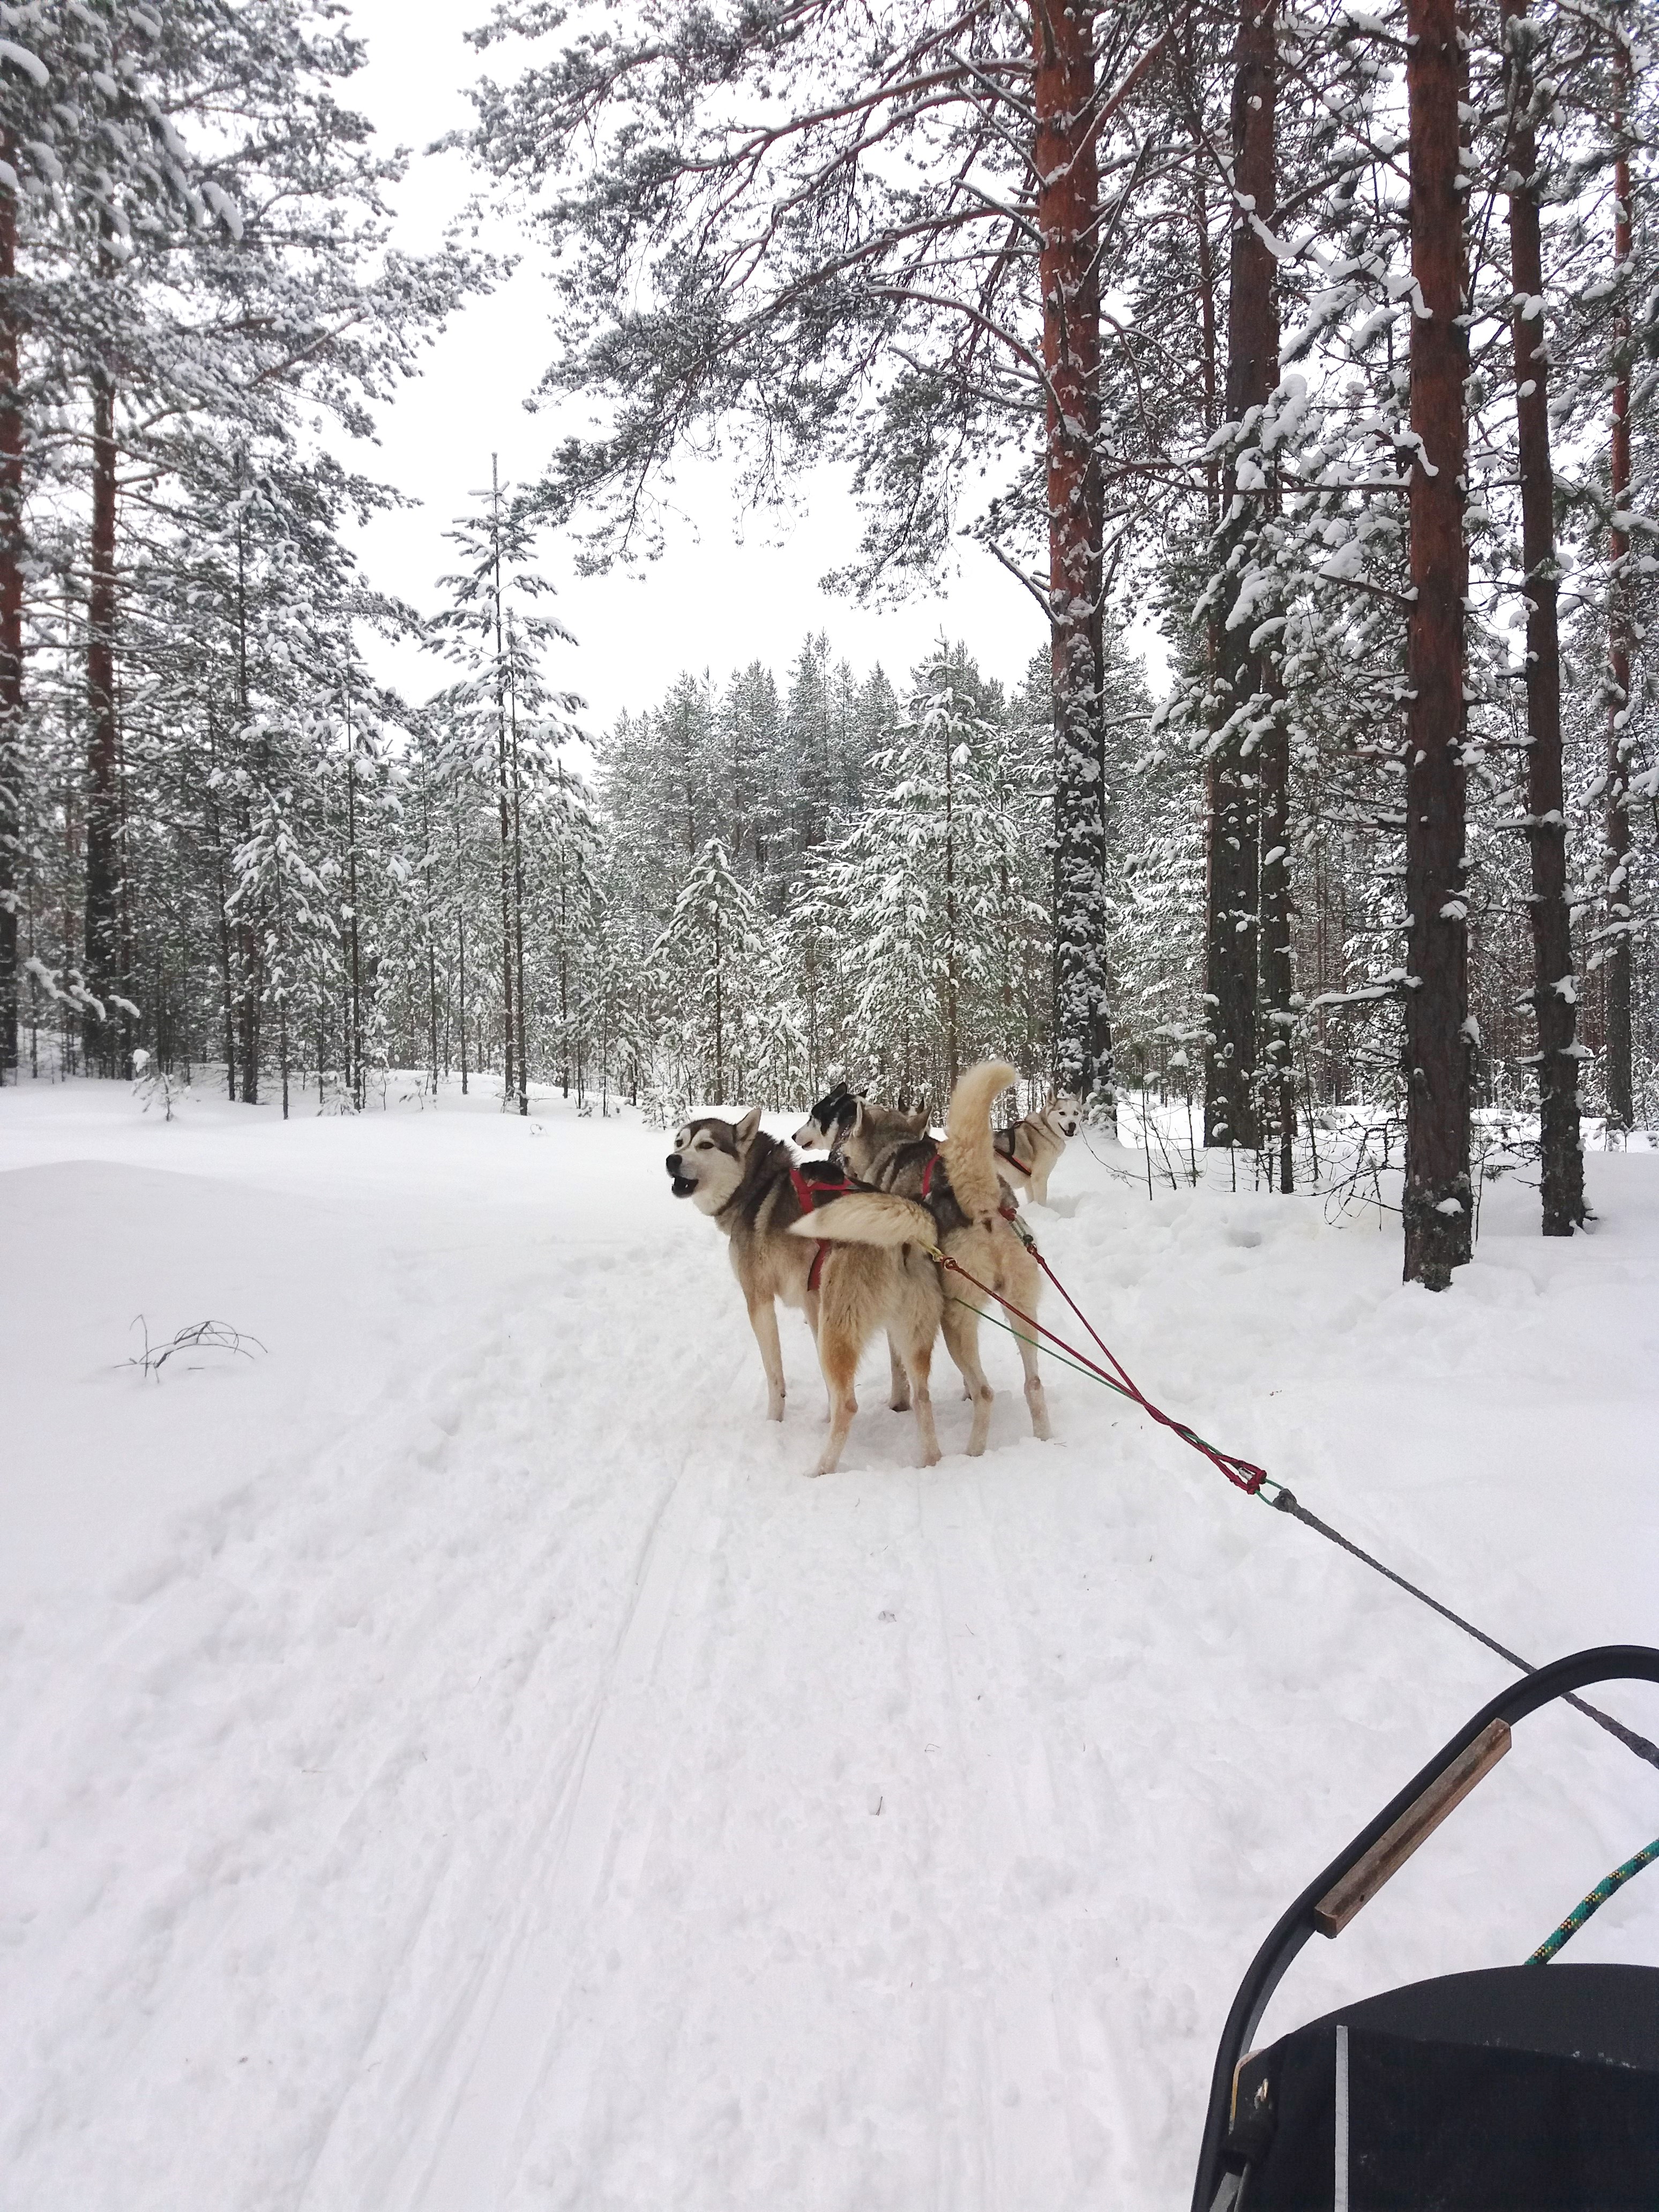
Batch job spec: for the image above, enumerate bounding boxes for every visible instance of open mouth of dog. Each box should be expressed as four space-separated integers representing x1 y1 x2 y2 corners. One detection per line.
666 1154 699 1199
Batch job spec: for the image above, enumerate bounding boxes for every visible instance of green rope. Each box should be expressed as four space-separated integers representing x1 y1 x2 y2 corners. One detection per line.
1528 1837 1659 1963
946 1294 1136 1396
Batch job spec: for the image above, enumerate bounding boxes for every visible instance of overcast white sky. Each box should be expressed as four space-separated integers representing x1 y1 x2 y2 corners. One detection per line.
335 0 1051 737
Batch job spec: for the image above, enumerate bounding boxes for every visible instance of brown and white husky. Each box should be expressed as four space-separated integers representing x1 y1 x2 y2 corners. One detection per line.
993 1093 1081 1206
794 1060 1052 1456
664 1109 944 1477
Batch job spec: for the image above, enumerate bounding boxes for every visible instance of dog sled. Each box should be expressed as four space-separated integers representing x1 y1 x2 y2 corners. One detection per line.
1193 1645 1659 2212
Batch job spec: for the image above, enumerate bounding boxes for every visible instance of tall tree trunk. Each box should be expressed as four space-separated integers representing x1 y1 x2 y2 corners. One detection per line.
1193 170 1221 528
1603 17 1635 1131
1259 669 1294 1191
1504 0 1584 1231
557 762 571 1094
509 639 529 1116
234 506 259 1103
455 788 469 1096
1402 0 1473 1288
206 715 236 1099
944 700 959 1089
1035 0 1112 1116
496 729 514 1104
85 325 120 1072
423 761 440 1092
489 462 515 1110
1242 8 1295 1192
712 895 723 1105
0 135 21 1081
236 887 260 1101
1206 0 1281 1156
347 700 363 1110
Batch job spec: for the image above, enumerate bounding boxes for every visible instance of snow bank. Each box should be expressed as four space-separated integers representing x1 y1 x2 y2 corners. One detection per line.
2 1078 1654 2210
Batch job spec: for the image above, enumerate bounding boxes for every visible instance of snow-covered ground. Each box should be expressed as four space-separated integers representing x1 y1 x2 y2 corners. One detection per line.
3 1075 1656 2212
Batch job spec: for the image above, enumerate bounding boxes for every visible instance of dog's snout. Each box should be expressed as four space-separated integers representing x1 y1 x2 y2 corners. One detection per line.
665 1152 682 1175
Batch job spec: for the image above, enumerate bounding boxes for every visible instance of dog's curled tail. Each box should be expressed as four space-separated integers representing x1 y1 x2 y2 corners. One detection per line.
787 1193 938 1249
942 1058 1017 1224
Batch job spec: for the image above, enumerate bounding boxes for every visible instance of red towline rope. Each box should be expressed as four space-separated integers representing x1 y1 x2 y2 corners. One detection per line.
938 1245 1268 1495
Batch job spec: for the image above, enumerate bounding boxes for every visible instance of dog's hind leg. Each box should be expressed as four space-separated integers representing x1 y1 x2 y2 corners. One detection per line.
899 1329 941 1467
886 1333 912 1411
940 1298 995 1456
810 1322 860 1476
1006 1253 1052 1440
746 1297 787 1422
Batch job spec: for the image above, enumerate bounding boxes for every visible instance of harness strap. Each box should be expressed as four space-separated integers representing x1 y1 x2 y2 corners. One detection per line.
936 1246 1268 1496
920 1152 938 1200
789 1161 857 1296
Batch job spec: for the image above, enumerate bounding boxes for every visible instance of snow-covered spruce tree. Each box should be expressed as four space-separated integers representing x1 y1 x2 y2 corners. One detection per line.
461 0 1208 1114
224 723 337 1120
651 836 767 1112
797 645 1047 1103
435 461 582 1115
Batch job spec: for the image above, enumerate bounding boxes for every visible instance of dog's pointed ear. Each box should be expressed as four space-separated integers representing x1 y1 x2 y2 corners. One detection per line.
734 1105 763 1145
908 1100 930 1132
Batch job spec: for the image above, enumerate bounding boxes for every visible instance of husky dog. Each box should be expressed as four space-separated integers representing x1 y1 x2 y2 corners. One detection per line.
665 1108 944 1477
794 1082 931 1160
797 1060 1051 1456
791 1081 931 1158
791 1080 861 1155
993 1093 1081 1206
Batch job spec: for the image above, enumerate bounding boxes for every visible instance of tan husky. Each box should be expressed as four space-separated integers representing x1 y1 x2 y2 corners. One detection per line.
664 1109 943 1476
794 1060 1051 1457
993 1093 1081 1205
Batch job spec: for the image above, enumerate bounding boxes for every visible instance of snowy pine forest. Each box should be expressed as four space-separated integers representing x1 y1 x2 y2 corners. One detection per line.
1 0 1658 1227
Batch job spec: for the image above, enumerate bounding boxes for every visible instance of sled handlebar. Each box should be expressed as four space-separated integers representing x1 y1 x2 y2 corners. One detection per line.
1191 1646 1659 2212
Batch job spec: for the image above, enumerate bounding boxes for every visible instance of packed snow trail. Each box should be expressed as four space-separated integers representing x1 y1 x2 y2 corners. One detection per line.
2 1082 1656 2211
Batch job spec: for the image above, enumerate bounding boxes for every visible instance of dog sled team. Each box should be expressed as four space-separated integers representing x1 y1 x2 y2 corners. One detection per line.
664 1063 1081 1476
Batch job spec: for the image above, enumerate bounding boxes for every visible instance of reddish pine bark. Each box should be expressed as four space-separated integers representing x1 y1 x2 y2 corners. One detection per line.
1504 0 1583 1231
1235 1 1296 1192
0 134 21 1080
85 344 121 1071
1402 0 1473 1287
1034 0 1111 1111
1207 0 1282 1161
1604 27 1635 1130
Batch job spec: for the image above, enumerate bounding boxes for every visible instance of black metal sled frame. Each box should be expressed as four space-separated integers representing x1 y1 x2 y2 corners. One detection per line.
1192 1645 1659 2212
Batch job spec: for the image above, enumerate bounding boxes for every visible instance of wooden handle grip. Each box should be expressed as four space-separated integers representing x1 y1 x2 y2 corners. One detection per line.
1314 1718 1511 1938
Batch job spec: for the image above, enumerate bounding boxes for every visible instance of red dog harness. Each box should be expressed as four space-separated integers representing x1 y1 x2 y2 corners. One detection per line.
788 1162 857 1294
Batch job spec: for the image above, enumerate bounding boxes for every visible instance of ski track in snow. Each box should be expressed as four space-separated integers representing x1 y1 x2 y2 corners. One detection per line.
2 1083 1657 2211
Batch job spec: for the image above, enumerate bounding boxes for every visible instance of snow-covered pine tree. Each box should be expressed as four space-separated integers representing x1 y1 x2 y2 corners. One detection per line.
651 836 766 1111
